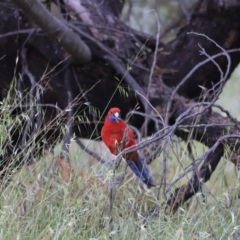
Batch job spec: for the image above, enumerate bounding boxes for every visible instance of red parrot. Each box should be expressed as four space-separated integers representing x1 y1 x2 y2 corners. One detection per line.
101 107 156 188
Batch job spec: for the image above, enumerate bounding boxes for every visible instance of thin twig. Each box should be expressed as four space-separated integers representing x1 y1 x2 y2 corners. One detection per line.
165 33 233 123
142 9 162 135
179 0 191 23
75 138 106 164
165 134 240 194
61 67 74 161
0 29 39 39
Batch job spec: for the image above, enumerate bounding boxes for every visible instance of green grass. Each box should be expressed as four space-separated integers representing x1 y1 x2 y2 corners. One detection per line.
0 156 238 240
1 66 240 239
1 155 240 240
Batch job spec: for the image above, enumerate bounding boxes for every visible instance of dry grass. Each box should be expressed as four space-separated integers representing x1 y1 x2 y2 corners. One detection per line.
0 66 240 239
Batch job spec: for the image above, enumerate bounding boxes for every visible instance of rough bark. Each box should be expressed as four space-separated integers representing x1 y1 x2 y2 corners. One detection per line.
10 0 91 64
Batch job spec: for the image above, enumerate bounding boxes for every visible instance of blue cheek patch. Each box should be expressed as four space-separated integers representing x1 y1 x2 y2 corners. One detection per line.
109 113 121 122
109 114 116 122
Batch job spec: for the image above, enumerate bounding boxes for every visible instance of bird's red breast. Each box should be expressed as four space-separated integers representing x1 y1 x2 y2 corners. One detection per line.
101 107 138 161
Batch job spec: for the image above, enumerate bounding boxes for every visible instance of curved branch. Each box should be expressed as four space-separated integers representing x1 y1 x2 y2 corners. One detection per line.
10 0 91 64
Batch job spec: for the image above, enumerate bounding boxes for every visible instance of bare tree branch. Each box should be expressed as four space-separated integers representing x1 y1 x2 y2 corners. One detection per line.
10 0 91 64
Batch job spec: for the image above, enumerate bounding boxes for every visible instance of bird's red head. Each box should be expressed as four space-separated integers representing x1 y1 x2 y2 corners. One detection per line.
107 107 121 122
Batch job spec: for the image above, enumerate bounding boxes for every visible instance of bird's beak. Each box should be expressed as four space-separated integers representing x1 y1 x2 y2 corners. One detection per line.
113 112 120 121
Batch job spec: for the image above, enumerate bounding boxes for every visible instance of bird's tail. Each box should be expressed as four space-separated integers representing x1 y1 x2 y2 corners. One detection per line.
127 158 156 188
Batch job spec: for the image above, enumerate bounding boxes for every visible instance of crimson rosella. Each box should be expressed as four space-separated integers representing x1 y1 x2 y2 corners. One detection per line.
101 107 156 188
